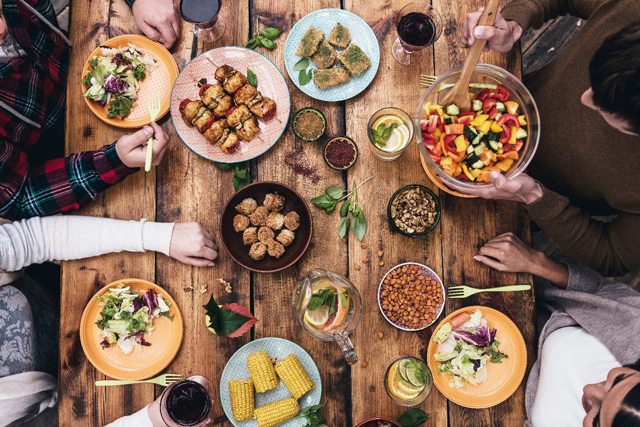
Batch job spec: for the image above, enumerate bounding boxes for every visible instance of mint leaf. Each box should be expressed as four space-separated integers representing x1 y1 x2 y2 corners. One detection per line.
247 69 258 88
310 194 336 210
294 57 309 71
339 292 348 307
233 164 251 190
259 36 276 49
325 187 343 200
203 295 253 337
397 408 433 427
352 210 367 241
339 200 350 217
214 162 233 171
262 27 282 41
338 217 350 238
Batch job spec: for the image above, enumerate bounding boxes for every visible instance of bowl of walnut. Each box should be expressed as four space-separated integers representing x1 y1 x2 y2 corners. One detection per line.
387 184 440 238
220 181 313 273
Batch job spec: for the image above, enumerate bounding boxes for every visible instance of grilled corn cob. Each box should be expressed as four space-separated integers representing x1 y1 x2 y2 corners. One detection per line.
247 350 279 393
275 354 315 399
228 379 255 421
254 397 300 427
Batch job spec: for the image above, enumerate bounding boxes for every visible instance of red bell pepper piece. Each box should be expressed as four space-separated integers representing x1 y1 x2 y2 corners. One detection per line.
459 111 476 117
420 121 428 132
201 115 217 133
459 116 471 126
515 140 523 151
422 133 436 143
494 85 511 102
225 106 237 117
263 107 277 122
482 98 497 113
475 88 491 102
444 134 457 152
497 155 504 161
428 151 441 164
179 99 192 111
505 143 517 151
499 126 512 143
487 107 498 120
496 113 520 128
458 173 469 181
198 84 212 97
427 115 438 133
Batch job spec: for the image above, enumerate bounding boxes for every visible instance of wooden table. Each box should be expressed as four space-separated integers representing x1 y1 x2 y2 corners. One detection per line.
60 1 535 426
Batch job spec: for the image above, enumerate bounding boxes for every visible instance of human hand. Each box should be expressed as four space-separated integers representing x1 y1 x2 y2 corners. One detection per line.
474 232 541 273
169 222 218 267
131 0 180 49
460 8 523 52
444 171 543 204
115 122 169 169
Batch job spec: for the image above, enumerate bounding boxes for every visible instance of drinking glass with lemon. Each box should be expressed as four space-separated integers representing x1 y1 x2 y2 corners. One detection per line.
367 107 414 161
292 269 363 364
384 356 432 406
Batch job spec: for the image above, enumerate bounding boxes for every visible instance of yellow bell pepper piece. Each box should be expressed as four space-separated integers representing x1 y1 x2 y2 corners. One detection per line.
509 126 517 145
518 115 527 126
469 114 489 127
490 122 503 133
440 156 453 166
423 102 432 116
461 163 476 181
434 128 442 139
454 135 467 152
471 168 483 178
504 101 519 115
495 159 514 171
478 120 492 134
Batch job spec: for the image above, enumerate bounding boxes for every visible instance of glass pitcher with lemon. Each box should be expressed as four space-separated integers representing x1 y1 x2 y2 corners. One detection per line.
367 107 414 161
292 269 362 364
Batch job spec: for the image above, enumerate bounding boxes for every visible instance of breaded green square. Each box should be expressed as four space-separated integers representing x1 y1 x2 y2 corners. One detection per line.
313 68 350 89
337 44 371 75
328 23 351 48
310 41 337 69
295 27 325 57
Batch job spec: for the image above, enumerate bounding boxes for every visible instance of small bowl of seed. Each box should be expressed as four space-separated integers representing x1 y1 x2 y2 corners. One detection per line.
292 107 327 142
378 262 445 331
323 136 358 170
388 184 440 237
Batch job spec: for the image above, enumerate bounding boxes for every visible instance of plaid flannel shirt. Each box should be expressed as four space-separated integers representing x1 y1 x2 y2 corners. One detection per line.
0 0 137 220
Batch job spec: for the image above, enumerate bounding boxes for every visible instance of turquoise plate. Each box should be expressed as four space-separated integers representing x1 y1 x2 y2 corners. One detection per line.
220 337 322 426
284 9 380 102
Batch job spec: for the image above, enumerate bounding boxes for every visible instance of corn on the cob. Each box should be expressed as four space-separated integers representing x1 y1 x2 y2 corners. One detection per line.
275 354 315 399
228 379 255 421
254 397 300 427
247 350 279 393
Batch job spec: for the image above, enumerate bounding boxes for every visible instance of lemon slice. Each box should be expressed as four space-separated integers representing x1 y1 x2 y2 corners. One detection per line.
304 305 330 328
373 115 409 153
388 360 424 401
396 379 425 395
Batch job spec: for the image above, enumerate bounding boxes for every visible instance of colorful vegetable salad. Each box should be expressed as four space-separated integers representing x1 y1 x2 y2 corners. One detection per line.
420 85 528 183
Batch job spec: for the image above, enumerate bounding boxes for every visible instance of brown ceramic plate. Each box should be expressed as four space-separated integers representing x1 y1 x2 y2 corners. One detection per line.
355 417 403 427
220 181 313 273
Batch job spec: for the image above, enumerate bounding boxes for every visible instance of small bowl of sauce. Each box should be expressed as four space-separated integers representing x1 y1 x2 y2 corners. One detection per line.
323 136 358 170
292 107 327 142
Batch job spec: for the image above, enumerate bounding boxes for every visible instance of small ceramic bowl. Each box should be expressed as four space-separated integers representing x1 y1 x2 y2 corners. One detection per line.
220 182 313 273
323 136 358 171
387 184 441 237
378 262 446 331
355 417 403 427
292 107 327 142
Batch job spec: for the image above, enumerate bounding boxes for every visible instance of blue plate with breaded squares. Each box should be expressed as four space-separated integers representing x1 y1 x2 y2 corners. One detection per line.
220 337 322 426
284 9 380 102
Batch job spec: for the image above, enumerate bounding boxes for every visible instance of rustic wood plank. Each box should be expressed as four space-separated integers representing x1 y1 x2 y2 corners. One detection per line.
60 0 157 425
152 2 251 427
522 15 581 75
432 0 535 426
250 1 350 426
342 1 448 425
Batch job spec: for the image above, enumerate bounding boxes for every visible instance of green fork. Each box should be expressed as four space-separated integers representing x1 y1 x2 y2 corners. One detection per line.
447 284 531 299
95 373 182 387
419 74 498 91
144 93 162 172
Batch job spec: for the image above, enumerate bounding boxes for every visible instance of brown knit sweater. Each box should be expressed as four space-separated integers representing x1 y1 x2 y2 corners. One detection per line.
501 0 640 276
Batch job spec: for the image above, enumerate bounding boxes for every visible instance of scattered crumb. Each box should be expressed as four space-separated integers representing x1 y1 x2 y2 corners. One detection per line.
270 356 277 364
183 285 194 292
361 243 367 249
377 250 384 257
361 361 368 368
577 19 582 26
362 257 369 263
218 278 233 294
199 284 208 294
378 332 384 339
438 233 444 240
354 264 361 271
547 47 555 53
379 260 385 266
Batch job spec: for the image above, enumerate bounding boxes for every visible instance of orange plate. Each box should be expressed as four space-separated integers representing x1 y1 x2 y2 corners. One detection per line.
79 278 183 380
426 305 526 408
419 152 478 199
81 35 179 128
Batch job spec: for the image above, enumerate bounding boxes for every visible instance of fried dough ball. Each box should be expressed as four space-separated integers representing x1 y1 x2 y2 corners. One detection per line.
243 227 258 246
267 240 286 259
276 229 295 247
266 212 284 230
263 193 285 212
249 242 267 261
233 214 250 233
257 226 275 243
283 211 300 231
235 198 257 215
249 206 269 226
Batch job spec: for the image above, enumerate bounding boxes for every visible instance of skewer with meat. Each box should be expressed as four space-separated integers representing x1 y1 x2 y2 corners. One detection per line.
203 118 228 144
199 83 233 117
226 105 260 141
200 118 240 154
232 83 277 122
214 65 248 94
179 99 206 127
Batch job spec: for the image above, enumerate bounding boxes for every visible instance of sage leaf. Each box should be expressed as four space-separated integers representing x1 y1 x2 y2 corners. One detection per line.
326 186 343 200
397 408 433 427
310 194 335 210
338 217 350 238
352 211 367 241
247 69 258 88
340 200 350 217
299 69 312 86
294 57 309 71
259 36 276 49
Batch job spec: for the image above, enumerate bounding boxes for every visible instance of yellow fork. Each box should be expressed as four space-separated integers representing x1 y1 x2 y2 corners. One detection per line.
145 93 162 172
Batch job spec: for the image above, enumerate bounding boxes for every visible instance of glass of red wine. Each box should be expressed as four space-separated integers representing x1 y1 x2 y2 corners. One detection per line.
174 0 225 43
392 2 443 66
159 376 213 427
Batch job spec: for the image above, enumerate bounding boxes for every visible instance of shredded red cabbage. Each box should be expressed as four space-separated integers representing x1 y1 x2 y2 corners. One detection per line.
111 53 131 67
141 289 158 312
104 74 129 93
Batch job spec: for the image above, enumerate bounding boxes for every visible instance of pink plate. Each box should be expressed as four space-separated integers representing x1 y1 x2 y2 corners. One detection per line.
170 47 291 163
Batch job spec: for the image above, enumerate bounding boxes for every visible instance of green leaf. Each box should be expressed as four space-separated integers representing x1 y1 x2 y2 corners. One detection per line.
326 186 344 200
247 69 258 88
202 295 253 337
339 292 348 307
306 402 327 412
197 77 207 88
339 200 350 217
352 211 368 241
259 36 277 49
299 69 313 86
338 217 350 239
325 204 335 214
307 294 324 311
310 194 336 210
397 409 433 427
88 57 99 69
106 96 134 119
246 37 261 50
261 27 282 41
214 162 233 171
294 57 310 71
233 164 251 190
